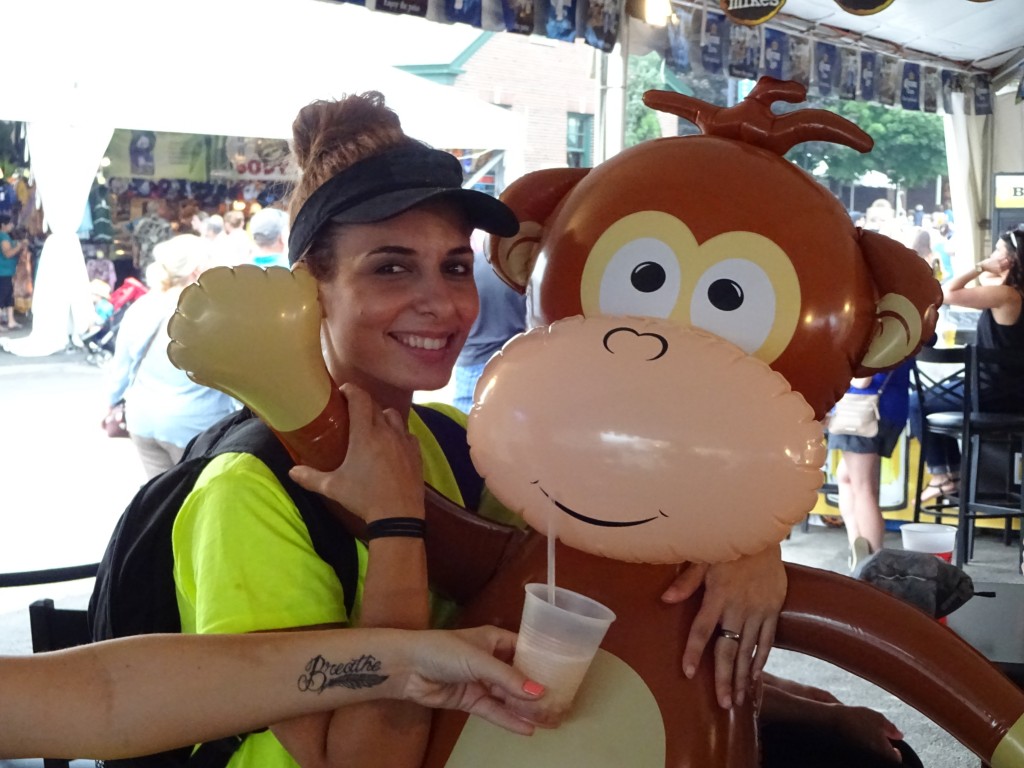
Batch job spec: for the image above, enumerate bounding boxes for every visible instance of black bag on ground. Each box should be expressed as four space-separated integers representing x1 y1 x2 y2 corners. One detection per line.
852 549 988 619
87 408 360 768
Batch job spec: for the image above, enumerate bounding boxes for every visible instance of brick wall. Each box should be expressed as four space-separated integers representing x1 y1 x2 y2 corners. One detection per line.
453 35 601 173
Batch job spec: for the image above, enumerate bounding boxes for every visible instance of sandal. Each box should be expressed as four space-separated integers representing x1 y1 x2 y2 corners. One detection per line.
920 476 959 503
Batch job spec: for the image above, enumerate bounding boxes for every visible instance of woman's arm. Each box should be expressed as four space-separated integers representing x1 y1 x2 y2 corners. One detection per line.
282 384 435 768
0 626 546 760
760 677 904 764
943 257 1019 318
0 238 24 259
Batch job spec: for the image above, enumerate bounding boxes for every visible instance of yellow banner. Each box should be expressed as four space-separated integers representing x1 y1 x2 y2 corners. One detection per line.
995 175 1024 209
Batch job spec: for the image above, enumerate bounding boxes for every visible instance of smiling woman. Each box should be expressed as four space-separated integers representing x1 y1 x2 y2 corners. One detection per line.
150 91 527 768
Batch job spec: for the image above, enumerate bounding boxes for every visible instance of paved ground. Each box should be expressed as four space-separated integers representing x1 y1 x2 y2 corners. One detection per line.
2 332 1022 767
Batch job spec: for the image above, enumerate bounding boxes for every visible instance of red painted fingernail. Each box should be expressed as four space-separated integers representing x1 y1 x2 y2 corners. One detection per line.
523 680 545 696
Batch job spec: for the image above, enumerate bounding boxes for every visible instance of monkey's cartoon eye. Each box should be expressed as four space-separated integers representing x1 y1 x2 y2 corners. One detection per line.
690 259 776 355
581 213 801 365
596 237 682 319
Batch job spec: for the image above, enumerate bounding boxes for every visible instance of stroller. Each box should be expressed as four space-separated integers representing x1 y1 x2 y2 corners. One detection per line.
83 277 149 366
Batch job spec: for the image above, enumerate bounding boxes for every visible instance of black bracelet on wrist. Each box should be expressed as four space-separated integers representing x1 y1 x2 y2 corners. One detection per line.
365 517 426 541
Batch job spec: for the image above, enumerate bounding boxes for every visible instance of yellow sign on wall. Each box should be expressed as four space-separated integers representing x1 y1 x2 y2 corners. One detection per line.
995 174 1024 209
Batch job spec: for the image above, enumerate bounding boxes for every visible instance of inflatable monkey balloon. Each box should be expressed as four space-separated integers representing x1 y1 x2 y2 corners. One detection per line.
421 78 1024 767
169 79 1024 766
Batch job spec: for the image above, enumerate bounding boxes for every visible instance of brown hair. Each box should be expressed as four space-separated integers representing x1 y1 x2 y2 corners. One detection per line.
288 92 418 280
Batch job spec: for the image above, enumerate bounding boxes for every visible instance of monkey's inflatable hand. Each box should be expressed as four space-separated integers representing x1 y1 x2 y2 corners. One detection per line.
168 265 347 471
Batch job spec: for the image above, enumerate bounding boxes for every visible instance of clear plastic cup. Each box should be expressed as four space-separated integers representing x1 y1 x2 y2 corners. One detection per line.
901 523 957 562
513 584 616 713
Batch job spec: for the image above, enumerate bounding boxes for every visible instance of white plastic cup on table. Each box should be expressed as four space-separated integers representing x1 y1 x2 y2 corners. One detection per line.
901 522 957 562
513 584 616 715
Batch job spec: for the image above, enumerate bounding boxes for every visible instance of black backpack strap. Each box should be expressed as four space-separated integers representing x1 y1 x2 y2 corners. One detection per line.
209 417 359 618
412 404 484 511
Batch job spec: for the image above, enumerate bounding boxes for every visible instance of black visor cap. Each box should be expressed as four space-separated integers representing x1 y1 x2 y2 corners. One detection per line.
288 145 519 264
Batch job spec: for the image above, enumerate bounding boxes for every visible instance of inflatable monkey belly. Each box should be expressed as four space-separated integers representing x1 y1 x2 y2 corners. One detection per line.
423 537 760 768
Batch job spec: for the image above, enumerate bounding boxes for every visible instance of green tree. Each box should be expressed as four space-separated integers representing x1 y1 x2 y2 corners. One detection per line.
784 100 946 188
626 52 666 147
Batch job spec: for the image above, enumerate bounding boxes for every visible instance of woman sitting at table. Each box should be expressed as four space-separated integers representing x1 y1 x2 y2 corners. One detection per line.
910 226 1024 501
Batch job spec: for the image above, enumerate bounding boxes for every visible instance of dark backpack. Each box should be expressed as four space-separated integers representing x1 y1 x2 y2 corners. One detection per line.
87 404 481 768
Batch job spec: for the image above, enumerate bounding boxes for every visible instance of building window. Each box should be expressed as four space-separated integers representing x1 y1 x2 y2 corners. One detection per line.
567 113 593 168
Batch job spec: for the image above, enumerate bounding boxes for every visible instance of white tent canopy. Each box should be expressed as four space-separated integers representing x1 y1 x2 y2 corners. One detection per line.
6 0 524 150
4 0 525 356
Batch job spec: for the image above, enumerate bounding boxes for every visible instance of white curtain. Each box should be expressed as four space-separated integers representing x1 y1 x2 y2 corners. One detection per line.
2 122 113 357
943 92 993 271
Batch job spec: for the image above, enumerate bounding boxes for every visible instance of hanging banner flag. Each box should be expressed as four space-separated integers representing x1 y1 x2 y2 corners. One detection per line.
584 0 621 52
785 34 810 86
922 66 940 113
728 21 761 80
834 0 895 13
376 0 427 17
444 0 482 26
859 50 877 102
1016 65 1024 105
974 74 993 115
666 12 693 74
877 54 899 106
941 70 965 113
719 0 784 26
814 41 838 96
545 0 577 42
701 11 726 74
106 130 209 182
502 0 534 33
762 28 786 80
900 61 921 110
838 47 859 99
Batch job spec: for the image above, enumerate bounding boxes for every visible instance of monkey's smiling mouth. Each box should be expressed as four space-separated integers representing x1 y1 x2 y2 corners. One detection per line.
537 485 663 527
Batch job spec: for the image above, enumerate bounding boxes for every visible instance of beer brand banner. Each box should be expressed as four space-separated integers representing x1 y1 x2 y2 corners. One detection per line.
700 11 726 74
762 27 786 79
973 74 993 115
813 41 838 96
859 51 877 101
375 0 428 17
728 21 761 80
922 66 940 113
838 46 859 99
544 0 577 42
666 12 693 74
877 54 899 106
501 0 534 33
444 0 482 27
941 69 965 113
583 0 621 53
900 61 921 110
719 0 784 26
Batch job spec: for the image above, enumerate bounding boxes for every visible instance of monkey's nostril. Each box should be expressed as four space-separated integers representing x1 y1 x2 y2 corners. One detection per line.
602 326 669 361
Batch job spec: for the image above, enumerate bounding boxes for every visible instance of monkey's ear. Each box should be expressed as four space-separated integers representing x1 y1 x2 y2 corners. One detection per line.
488 168 590 291
855 229 942 373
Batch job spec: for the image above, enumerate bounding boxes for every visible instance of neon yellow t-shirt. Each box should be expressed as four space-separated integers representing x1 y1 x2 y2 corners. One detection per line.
172 404 476 768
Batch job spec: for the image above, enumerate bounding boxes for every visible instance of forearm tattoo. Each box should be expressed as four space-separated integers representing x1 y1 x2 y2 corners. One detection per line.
298 654 389 693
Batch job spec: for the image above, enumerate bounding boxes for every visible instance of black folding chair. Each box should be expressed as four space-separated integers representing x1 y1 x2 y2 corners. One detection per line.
911 345 968 525
956 345 1024 567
